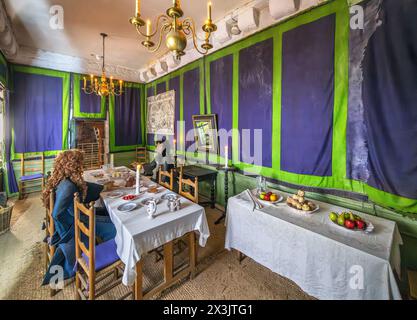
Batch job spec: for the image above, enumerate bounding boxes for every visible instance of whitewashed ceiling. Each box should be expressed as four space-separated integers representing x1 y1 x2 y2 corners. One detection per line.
1 0 327 82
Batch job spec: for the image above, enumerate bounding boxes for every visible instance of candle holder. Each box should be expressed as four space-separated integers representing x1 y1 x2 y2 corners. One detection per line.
215 164 237 225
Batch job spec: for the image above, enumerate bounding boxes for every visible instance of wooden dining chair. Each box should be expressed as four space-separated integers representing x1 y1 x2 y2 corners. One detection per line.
44 183 57 296
178 171 199 275
179 172 199 204
18 153 45 199
136 146 147 164
74 193 130 300
158 165 174 190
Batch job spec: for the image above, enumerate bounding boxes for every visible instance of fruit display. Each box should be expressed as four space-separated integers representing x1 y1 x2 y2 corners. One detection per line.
286 190 317 212
122 194 137 201
329 211 368 231
259 191 280 202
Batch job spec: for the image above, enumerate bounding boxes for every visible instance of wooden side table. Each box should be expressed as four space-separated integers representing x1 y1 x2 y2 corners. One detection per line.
215 166 237 225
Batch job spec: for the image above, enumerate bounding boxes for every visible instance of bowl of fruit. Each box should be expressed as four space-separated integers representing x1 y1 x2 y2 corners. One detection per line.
256 190 283 204
329 211 374 233
286 190 319 214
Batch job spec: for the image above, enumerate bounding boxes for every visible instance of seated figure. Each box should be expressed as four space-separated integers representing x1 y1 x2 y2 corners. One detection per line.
41 150 116 286
142 137 174 180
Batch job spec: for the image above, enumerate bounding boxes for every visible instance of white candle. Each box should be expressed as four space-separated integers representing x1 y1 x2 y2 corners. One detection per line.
146 19 151 36
224 145 228 168
110 154 114 168
136 0 140 16
173 138 177 156
136 164 141 194
207 2 212 21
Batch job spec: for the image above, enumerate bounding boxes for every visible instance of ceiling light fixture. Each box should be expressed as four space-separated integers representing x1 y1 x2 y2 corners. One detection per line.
83 33 124 97
129 0 217 61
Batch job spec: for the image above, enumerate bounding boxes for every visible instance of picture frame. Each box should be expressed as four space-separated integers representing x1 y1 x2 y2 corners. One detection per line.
192 114 219 154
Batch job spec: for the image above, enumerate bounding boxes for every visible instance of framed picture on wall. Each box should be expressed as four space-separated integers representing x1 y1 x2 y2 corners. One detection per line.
192 114 219 154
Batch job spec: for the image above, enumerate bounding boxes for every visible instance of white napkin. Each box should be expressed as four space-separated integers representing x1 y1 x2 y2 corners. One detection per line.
245 189 264 211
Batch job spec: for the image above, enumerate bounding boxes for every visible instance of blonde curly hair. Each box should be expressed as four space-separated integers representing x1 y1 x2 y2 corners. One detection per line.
42 149 87 208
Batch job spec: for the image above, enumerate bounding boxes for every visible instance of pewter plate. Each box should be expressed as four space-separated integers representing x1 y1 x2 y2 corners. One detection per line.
161 193 179 201
140 197 161 205
117 202 139 212
107 191 124 199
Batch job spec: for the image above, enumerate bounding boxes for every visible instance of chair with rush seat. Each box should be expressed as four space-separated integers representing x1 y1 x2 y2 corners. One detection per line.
19 153 46 199
73 193 130 300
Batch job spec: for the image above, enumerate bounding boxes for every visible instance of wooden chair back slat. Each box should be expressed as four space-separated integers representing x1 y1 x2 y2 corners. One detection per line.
78 221 90 237
78 239 90 258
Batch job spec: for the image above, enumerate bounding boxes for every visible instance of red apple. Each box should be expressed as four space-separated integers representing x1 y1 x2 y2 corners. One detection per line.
344 219 355 229
264 195 270 201
355 220 366 230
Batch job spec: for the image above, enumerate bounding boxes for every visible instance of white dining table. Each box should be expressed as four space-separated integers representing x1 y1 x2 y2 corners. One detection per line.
84 167 210 296
225 189 403 300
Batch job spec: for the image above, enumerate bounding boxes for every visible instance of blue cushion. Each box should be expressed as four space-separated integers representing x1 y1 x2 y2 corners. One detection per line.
20 173 44 181
82 239 119 272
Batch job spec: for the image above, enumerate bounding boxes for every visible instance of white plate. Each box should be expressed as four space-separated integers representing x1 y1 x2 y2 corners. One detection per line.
287 203 320 214
96 178 111 184
91 171 104 178
117 202 139 212
330 220 374 233
252 190 283 205
107 191 124 199
141 197 161 205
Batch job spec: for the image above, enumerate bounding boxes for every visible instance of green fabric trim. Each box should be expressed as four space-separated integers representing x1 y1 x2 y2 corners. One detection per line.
0 52 8 85
274 0 349 187
109 82 144 152
10 65 70 160
72 74 106 119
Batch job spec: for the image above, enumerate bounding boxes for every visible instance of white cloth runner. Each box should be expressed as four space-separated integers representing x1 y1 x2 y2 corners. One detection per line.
85 167 210 286
225 190 403 300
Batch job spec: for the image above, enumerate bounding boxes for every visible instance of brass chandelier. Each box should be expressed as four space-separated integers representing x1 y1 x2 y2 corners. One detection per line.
129 0 217 60
82 33 124 97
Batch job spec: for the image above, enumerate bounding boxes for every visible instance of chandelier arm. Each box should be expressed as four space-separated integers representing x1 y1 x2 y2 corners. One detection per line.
182 17 210 55
146 23 172 53
135 14 170 38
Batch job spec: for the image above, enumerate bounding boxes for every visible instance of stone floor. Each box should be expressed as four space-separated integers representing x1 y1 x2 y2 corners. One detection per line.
0 193 312 300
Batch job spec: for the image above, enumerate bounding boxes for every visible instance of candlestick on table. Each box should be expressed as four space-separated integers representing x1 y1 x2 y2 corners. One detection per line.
224 145 229 168
215 165 237 225
136 164 141 195
173 139 177 167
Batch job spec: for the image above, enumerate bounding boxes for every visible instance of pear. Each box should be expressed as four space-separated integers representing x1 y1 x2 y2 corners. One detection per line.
337 214 345 226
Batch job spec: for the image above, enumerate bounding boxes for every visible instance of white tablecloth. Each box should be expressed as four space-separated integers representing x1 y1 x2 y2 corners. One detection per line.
225 190 403 300
85 168 210 286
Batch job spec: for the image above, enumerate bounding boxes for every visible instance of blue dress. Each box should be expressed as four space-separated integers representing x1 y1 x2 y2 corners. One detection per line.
42 179 116 286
